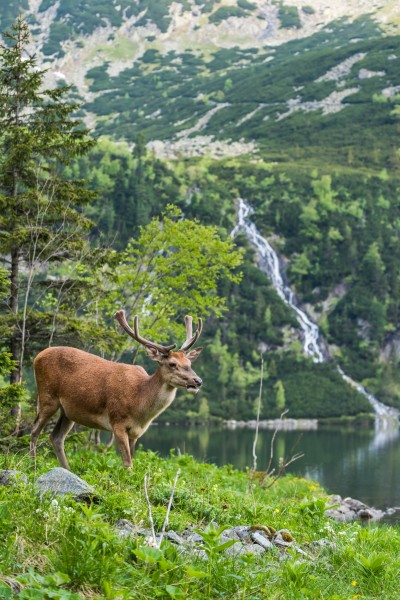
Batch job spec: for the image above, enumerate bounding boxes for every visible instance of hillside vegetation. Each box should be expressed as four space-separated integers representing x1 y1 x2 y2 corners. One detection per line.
1 448 400 599
1 3 400 421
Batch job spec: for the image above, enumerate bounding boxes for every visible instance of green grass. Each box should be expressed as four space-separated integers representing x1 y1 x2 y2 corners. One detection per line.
1 444 400 598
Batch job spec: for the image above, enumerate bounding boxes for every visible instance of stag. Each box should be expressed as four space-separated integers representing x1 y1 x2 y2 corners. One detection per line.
30 311 203 470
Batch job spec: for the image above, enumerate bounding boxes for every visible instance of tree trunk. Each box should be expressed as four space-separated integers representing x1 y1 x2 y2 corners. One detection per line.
9 242 22 432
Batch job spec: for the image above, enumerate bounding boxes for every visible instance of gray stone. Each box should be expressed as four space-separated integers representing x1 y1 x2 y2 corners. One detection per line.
251 531 274 551
224 541 265 557
309 538 337 551
0 470 28 486
115 519 151 538
178 544 208 561
326 496 385 523
273 531 294 548
34 467 97 501
182 531 204 543
166 530 184 545
343 497 366 511
385 507 398 516
325 507 355 522
358 508 385 521
224 525 252 542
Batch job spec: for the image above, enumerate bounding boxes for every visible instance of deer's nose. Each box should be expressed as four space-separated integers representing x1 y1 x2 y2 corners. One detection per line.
193 377 203 387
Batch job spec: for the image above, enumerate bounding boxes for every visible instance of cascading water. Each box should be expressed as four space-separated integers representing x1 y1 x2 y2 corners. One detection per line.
231 199 325 362
232 198 399 424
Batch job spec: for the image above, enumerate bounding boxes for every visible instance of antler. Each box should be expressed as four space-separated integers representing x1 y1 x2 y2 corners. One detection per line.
180 315 203 351
114 310 176 354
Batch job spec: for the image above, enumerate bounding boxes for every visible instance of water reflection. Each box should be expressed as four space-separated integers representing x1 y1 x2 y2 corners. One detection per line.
140 424 400 510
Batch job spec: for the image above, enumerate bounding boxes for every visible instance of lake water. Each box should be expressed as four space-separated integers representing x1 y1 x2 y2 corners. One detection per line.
140 423 400 511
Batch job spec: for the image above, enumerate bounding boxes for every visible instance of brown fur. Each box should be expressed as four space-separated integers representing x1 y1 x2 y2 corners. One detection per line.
30 345 202 470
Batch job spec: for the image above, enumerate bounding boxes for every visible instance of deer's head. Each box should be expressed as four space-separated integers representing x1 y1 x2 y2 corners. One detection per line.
114 311 203 394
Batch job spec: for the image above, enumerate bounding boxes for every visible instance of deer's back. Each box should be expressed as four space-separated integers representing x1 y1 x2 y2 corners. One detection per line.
34 347 149 427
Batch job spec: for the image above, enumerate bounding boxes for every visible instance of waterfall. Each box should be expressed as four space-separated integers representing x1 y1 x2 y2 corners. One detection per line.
231 199 325 362
232 198 399 423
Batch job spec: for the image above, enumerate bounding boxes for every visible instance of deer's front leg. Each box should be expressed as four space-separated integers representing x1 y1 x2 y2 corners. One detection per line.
129 437 137 460
112 425 132 468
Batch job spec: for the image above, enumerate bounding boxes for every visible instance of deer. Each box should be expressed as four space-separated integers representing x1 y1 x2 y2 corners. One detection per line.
30 310 203 470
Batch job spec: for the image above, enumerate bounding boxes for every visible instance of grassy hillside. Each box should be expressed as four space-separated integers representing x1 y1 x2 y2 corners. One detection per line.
1 448 400 599
83 18 400 171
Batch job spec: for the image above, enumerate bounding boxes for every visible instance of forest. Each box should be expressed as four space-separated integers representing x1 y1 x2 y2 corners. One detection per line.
2 13 400 441
2 11 400 600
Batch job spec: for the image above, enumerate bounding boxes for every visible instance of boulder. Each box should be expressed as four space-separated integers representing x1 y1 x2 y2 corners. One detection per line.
0 470 28 486
34 467 97 501
326 495 385 522
251 530 274 550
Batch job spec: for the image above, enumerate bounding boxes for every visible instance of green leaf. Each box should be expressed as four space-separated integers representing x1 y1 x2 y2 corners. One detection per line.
184 565 208 579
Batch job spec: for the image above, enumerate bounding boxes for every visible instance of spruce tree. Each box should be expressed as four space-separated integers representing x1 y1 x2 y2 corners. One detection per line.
0 19 96 428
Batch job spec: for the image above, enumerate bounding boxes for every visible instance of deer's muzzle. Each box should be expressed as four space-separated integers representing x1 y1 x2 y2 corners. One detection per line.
186 377 202 394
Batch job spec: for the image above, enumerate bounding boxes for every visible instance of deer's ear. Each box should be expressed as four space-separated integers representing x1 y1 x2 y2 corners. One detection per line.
185 347 203 362
145 347 165 363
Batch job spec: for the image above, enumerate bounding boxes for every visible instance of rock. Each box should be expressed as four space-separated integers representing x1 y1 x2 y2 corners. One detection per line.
166 530 184 545
309 538 337 551
326 496 385 522
385 507 398 516
178 544 208 561
115 519 152 538
273 530 294 548
343 497 366 511
358 508 385 521
225 541 265 557
251 531 274 551
223 525 252 542
0 470 28 486
251 524 276 538
275 529 294 542
182 531 204 544
34 467 97 501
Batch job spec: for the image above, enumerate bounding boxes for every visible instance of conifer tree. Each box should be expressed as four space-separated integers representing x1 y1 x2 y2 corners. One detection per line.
0 19 96 428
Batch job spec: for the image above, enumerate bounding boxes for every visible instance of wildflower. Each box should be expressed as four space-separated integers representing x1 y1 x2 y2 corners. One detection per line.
351 581 358 586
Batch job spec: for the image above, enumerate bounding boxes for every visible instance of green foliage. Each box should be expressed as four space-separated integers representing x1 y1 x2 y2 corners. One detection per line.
107 205 243 344
1 449 400 599
278 4 302 29
0 18 99 399
356 552 387 578
209 6 248 24
237 0 257 10
82 16 398 174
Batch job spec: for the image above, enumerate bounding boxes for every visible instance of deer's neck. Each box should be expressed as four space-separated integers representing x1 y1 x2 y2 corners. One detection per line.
145 369 177 417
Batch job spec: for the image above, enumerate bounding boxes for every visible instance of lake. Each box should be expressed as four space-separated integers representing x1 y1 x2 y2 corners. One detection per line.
140 423 400 511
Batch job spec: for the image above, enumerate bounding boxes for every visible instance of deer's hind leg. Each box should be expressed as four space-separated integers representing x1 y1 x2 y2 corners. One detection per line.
30 392 60 462
50 408 75 470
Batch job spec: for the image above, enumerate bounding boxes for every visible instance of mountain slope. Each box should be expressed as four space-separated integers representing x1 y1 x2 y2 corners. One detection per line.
1 1 399 168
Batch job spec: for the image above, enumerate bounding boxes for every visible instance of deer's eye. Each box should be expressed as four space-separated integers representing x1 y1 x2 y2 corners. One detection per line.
169 362 177 368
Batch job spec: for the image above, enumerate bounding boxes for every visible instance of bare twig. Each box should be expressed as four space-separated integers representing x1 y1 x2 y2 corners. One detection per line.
158 468 181 547
249 406 305 490
143 469 181 549
251 353 264 473
261 451 304 489
264 408 289 477
143 474 157 546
